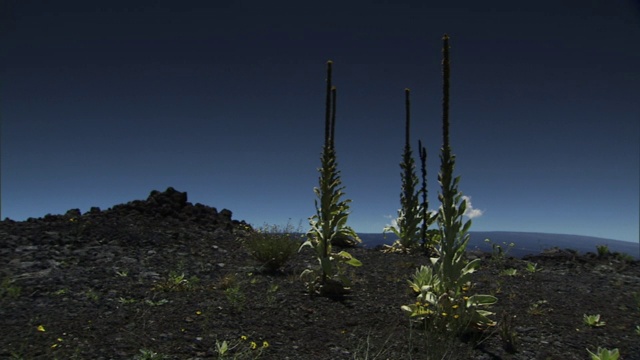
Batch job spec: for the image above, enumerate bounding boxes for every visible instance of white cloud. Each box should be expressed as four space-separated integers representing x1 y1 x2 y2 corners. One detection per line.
384 213 400 230
461 196 484 219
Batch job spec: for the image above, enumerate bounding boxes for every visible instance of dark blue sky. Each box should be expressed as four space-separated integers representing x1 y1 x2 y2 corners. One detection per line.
2 0 639 242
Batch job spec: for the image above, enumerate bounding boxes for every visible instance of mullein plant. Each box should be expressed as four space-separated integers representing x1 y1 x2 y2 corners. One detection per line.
300 60 362 296
418 139 439 254
402 35 496 333
383 89 423 252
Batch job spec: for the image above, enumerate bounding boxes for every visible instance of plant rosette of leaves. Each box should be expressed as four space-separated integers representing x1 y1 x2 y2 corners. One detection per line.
587 347 620 360
300 235 362 295
402 260 497 333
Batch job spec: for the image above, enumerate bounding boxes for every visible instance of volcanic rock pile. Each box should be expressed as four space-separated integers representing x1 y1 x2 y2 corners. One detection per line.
0 187 249 287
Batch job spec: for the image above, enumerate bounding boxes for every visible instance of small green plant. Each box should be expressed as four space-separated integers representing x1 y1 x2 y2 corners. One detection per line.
53 288 68 296
242 223 301 272
0 277 21 298
525 262 540 273
485 239 515 263
301 61 362 296
215 336 269 359
266 284 279 305
500 268 518 276
134 348 168 360
117 297 136 304
407 265 436 293
528 300 550 315
225 284 246 312
635 325 640 335
587 347 619 360
85 288 99 302
152 271 198 291
145 299 169 306
596 244 610 257
115 269 129 277
584 314 606 327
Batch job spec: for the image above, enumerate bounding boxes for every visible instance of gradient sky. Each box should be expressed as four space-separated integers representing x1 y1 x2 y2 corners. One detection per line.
2 0 639 242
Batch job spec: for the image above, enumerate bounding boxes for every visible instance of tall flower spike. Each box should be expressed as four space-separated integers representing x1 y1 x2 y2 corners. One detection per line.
441 34 450 151
330 86 337 149
405 88 411 147
324 61 333 147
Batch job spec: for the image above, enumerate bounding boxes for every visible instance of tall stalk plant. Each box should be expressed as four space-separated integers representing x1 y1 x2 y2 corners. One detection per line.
384 89 422 251
403 35 496 333
301 61 362 296
418 139 438 253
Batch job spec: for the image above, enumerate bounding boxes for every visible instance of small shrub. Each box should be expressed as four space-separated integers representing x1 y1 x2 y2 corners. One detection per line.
242 223 301 272
614 252 634 262
596 244 609 257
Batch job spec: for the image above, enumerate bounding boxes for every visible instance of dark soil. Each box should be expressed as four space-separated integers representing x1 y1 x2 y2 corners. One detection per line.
1 188 639 359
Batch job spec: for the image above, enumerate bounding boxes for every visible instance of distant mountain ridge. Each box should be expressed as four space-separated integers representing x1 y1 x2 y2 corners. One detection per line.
359 231 640 259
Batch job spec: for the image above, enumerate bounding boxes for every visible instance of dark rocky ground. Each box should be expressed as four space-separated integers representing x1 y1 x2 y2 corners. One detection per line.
1 188 639 359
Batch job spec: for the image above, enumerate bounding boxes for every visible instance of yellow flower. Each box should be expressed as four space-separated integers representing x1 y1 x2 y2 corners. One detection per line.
454 314 460 319
452 305 459 309
195 310 202 315
241 335 248 341
37 325 46 332
441 312 448 316
250 341 257 349
262 341 269 348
